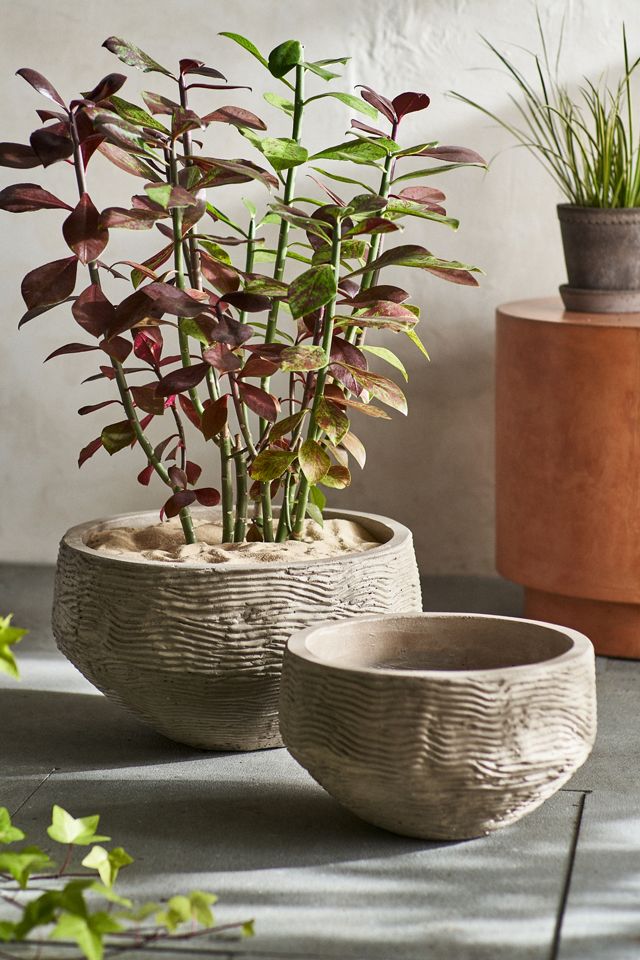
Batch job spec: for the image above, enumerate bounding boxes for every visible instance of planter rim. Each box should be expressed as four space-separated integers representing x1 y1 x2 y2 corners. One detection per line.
60 506 411 573
557 203 640 218
286 612 592 680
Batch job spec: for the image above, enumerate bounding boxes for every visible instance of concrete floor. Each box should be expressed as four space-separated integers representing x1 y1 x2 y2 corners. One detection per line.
1 565 638 959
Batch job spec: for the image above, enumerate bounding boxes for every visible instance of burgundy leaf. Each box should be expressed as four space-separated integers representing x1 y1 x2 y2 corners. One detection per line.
100 206 160 229
45 342 99 362
100 336 132 363
202 343 242 373
82 73 127 102
202 106 266 130
392 91 431 120
21 256 78 310
180 60 226 81
97 141 160 180
351 119 386 137
0 183 71 213
138 413 155 431
142 282 208 317
137 463 154 486
133 327 163 364
345 285 410 306
171 107 204 139
16 68 66 108
331 336 367 371
109 288 159 338
219 291 271 313
199 251 240 295
72 284 115 338
157 361 209 396
357 85 396 124
194 487 221 506
238 382 280 422
63 194 109 264
238 354 280 379
0 142 41 168
416 145 486 164
185 461 202 485
200 396 228 440
425 265 480 286
161 489 197 519
30 123 73 166
306 174 344 206
179 394 202 430
37 109 66 122
396 185 446 204
168 465 188 489
78 436 103 467
131 243 174 286
141 90 181 115
78 399 121 416
129 383 165 415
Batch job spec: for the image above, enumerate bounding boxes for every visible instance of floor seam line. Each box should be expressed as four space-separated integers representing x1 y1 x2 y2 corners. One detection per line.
10 768 56 817
549 789 588 960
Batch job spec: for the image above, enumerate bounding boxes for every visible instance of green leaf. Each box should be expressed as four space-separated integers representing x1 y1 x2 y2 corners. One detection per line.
319 465 351 488
361 345 409 381
242 919 256 937
316 398 349 444
47 806 110 846
312 240 367 264
244 276 289 297
306 92 378 119
289 264 337 319
305 502 323 526
385 198 459 229
299 440 331 484
51 911 121 960
0 807 25 844
312 139 389 166
270 411 307 441
242 130 308 172
155 894 192 932
310 166 374 193
249 450 296 482
404 326 430 360
108 96 169 133
102 37 174 78
268 40 303 79
263 92 294 115
304 61 341 81
393 162 484 183
100 421 135 456
145 183 197 209
89 882 132 907
347 244 482 277
179 317 208 345
309 484 326 511
242 197 257 218
0 847 53 888
281 345 328 372
0 615 27 680
219 32 268 68
188 890 218 927
81 846 133 888
0 921 16 942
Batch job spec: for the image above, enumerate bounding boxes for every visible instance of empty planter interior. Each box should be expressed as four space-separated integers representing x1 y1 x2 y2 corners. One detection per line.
280 613 596 840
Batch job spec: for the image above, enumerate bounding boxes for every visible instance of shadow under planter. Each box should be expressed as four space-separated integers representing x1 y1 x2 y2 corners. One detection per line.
496 298 640 658
52 507 421 751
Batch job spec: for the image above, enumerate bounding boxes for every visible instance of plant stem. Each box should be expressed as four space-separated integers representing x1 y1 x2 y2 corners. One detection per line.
292 223 342 538
233 436 248 541
69 111 195 543
260 61 305 541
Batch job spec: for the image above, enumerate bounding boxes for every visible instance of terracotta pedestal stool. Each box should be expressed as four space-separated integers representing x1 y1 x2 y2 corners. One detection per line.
496 297 640 658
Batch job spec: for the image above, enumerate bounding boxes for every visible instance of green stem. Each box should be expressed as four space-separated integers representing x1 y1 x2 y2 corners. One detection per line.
220 431 234 542
292 224 342 538
233 436 248 541
69 111 195 543
260 61 306 541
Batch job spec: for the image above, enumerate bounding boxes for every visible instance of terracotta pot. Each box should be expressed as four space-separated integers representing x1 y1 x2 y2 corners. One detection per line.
496 297 640 657
280 613 596 840
52 507 421 751
558 204 640 312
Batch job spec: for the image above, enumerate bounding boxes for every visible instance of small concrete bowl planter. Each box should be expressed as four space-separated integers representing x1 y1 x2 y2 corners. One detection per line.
52 508 421 752
558 204 640 312
280 613 596 840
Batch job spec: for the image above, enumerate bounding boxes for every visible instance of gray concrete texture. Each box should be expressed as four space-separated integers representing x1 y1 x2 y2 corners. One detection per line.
1 565 638 958
3 0 640 572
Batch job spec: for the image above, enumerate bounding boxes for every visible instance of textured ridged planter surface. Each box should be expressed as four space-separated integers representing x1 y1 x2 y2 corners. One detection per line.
52 507 421 751
280 613 596 840
496 298 640 657
558 204 640 313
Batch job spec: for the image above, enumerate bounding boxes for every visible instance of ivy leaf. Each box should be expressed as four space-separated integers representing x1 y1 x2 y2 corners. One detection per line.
47 806 111 846
249 449 296 482
102 37 174 78
51 910 122 960
0 807 25 844
188 891 218 927
81 845 133 888
0 847 52 888
289 265 336 319
155 894 192 932
268 40 303 79
0 615 27 680
299 440 330 484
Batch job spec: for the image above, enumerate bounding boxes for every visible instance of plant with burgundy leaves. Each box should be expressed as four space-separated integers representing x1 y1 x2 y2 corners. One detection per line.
1 34 485 545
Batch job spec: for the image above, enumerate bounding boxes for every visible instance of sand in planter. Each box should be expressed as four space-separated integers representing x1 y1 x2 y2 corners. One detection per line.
85 517 381 564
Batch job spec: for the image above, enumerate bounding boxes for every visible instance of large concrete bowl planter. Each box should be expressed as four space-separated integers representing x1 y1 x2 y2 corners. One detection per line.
280 613 596 840
558 205 640 313
52 508 421 751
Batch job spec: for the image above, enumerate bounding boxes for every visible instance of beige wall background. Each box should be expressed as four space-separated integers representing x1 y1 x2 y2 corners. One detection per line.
1 0 637 570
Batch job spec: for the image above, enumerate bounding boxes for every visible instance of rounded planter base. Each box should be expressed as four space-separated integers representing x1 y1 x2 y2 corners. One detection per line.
559 284 640 314
280 613 596 841
52 508 421 751
524 587 640 660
